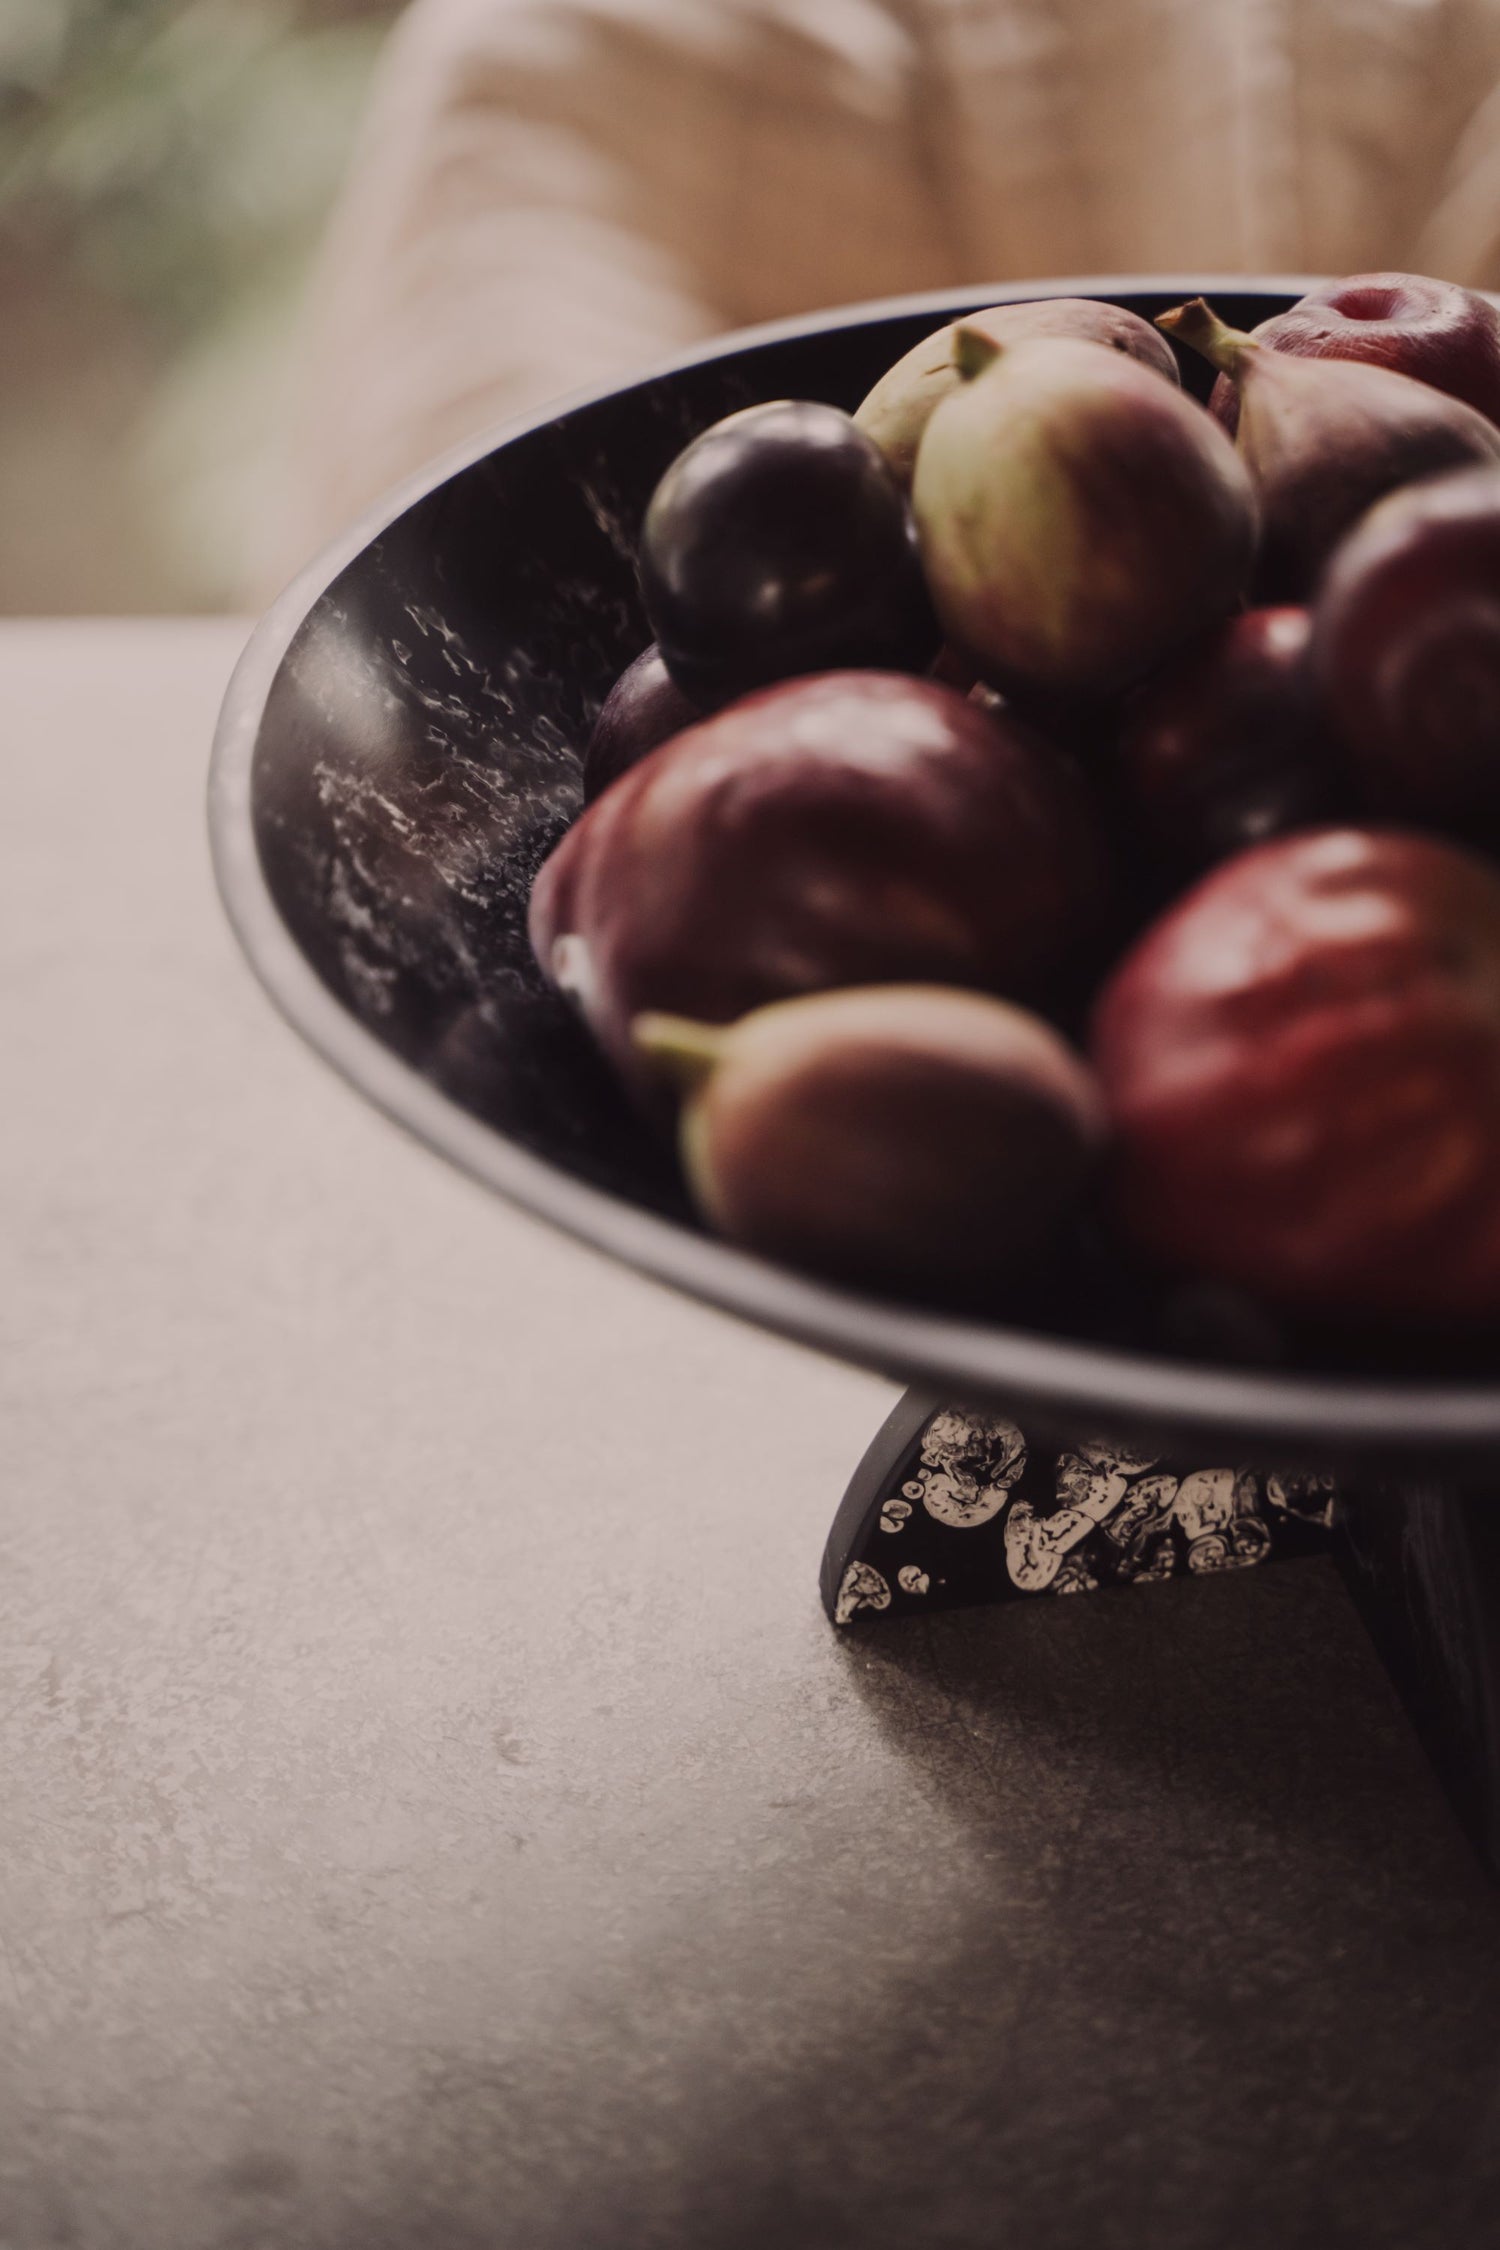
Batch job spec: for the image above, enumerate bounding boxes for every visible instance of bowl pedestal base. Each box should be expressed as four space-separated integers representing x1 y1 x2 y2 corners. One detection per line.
824 1390 1500 1872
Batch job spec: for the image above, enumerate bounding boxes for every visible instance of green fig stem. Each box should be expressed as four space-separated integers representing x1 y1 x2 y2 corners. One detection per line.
1154 298 1256 380
952 325 1002 382
631 1012 729 1095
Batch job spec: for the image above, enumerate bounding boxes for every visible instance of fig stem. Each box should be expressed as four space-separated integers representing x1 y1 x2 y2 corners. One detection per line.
632 1011 729 1093
952 325 1002 382
1154 298 1256 379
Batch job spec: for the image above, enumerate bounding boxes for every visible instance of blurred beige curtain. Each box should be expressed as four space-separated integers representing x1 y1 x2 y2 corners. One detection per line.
262 0 1500 585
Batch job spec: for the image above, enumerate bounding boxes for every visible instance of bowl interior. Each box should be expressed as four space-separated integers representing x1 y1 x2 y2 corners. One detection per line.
215 280 1500 1468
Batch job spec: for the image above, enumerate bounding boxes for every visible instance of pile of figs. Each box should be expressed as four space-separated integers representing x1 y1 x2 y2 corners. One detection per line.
528 273 1500 1344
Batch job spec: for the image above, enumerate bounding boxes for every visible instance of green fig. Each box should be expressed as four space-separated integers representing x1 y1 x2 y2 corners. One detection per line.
634 984 1105 1295
855 297 1181 490
911 334 1256 696
1158 296 1500 600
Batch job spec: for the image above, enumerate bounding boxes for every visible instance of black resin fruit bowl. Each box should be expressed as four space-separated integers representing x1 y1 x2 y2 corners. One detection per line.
208 275 1500 1475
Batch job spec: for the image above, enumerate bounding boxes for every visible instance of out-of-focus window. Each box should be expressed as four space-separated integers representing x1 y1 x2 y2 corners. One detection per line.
0 0 401 613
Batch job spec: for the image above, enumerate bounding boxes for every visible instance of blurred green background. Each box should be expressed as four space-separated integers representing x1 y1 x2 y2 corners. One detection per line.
0 0 401 612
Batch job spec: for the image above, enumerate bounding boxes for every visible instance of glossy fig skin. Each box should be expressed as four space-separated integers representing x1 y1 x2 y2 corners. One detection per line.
912 336 1256 696
583 644 699 802
855 298 1180 490
1091 828 1500 1322
1209 273 1500 438
635 985 1106 1295
1160 298 1500 601
529 671 1113 1092
1117 607 1346 873
637 399 938 707
1310 467 1500 838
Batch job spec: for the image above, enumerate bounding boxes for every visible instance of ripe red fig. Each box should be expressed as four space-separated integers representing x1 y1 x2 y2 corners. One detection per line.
1118 607 1346 872
1310 467 1500 838
635 985 1106 1294
583 644 699 801
1209 273 1500 438
529 671 1111 1093
1159 297 1500 600
856 298 1179 490
913 334 1255 696
1092 827 1500 1322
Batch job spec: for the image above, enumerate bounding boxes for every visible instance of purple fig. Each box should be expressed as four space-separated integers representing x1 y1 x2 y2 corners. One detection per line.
1118 607 1346 872
1208 273 1500 438
583 644 698 802
1159 296 1500 600
637 399 937 706
855 297 1180 490
634 984 1105 1294
911 334 1255 696
529 670 1111 1094
1310 466 1500 836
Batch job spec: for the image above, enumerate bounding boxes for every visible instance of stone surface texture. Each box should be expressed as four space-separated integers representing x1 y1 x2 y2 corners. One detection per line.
4 620 1500 2250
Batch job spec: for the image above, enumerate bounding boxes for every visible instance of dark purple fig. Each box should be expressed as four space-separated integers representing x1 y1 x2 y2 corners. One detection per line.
637 399 937 707
912 334 1255 696
855 297 1180 490
583 644 698 802
634 984 1105 1294
1159 297 1500 600
1310 467 1500 838
928 642 984 690
528 670 1111 1094
1118 607 1345 872
1209 273 1500 438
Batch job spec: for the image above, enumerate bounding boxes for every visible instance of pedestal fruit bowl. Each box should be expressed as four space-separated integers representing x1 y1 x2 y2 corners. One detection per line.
209 278 1500 1868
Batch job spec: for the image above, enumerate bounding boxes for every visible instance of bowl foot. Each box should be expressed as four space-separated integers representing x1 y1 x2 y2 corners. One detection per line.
824 1391 1500 1873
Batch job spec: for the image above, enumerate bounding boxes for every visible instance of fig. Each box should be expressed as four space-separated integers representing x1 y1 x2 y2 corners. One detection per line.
637 399 937 707
911 334 1255 696
529 670 1111 1091
1310 467 1500 838
855 297 1180 490
1159 297 1500 600
634 984 1105 1294
1117 607 1345 873
1208 273 1500 438
1091 827 1500 1322
583 644 698 802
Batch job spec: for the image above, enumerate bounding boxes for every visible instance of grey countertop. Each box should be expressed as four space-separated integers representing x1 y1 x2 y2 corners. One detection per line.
5 620 1499 2250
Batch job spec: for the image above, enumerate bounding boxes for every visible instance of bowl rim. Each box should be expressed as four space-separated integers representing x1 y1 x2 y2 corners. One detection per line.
209 270 1500 1461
